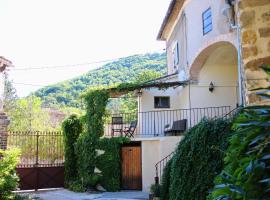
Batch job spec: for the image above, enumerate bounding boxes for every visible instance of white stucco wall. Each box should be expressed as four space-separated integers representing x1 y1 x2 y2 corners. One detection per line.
135 136 183 192
166 0 236 77
190 45 239 109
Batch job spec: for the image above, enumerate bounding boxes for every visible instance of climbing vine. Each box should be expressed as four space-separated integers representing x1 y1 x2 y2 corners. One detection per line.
75 89 110 188
65 81 180 191
62 114 82 186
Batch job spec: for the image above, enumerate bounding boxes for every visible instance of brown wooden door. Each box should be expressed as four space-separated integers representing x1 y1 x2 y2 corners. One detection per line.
121 146 142 190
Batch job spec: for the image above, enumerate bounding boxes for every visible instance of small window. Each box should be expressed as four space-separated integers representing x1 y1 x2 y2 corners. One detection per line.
202 7 212 35
173 42 179 68
154 97 170 108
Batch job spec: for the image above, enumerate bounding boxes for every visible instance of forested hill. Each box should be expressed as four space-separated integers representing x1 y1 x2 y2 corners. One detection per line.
34 53 167 108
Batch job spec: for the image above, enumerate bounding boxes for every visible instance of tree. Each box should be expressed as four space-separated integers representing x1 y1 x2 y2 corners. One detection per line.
134 69 163 83
7 96 53 131
3 73 18 113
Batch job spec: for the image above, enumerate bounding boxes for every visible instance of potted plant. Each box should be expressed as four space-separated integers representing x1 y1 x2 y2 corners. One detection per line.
149 183 161 200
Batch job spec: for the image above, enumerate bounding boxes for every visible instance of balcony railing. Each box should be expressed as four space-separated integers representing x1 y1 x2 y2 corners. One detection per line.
154 106 242 184
103 106 232 137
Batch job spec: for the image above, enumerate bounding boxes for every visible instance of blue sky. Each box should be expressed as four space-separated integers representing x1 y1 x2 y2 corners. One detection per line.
0 0 169 96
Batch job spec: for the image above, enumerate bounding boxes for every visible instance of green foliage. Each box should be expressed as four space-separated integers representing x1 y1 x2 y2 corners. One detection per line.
68 180 86 192
160 159 172 200
75 89 110 188
150 183 162 197
168 118 232 200
7 96 53 131
96 137 129 191
62 114 82 186
3 73 18 113
210 106 270 200
209 66 270 200
34 53 166 108
134 69 163 83
0 148 20 200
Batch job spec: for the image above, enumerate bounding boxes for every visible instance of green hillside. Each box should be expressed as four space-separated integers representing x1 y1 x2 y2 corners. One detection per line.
34 53 167 108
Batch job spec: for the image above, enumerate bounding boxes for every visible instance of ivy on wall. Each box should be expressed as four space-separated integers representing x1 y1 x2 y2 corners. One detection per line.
163 118 232 200
75 89 110 188
96 137 129 191
62 87 131 191
62 114 82 186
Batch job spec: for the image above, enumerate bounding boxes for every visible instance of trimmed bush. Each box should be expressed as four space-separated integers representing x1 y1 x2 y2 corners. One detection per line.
0 148 20 200
62 114 82 186
168 118 232 200
96 137 129 191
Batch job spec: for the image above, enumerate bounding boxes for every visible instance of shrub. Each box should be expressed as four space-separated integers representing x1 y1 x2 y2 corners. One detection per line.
150 183 161 197
160 159 172 200
62 114 82 186
75 89 109 188
209 106 270 199
96 137 129 191
169 118 232 200
0 148 20 200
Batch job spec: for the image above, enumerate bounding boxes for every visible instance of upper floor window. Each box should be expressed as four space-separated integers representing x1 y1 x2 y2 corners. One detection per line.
173 42 179 69
154 97 170 109
202 7 212 35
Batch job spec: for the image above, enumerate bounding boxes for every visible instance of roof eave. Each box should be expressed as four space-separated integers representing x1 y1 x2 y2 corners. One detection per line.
157 0 177 41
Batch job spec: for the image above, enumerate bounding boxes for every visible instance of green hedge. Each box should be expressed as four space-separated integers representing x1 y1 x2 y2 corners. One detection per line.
96 137 129 191
160 159 172 200
0 148 20 200
62 114 82 186
168 118 232 200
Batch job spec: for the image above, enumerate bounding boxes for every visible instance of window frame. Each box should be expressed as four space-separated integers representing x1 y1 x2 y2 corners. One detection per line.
202 7 212 35
173 42 180 69
154 96 170 109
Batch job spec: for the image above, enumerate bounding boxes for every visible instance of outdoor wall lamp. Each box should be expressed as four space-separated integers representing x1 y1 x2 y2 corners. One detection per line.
209 82 214 93
136 90 143 97
222 0 237 29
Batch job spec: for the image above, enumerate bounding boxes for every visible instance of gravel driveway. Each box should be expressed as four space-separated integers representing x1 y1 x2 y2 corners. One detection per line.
19 189 149 200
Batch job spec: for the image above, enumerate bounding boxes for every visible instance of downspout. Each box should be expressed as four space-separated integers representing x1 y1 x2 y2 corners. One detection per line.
230 0 246 106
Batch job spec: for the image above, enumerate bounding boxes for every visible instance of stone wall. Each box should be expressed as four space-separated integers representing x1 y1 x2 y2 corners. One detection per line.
0 112 9 150
239 0 270 104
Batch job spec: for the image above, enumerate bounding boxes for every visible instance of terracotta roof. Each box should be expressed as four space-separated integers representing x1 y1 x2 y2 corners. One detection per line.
157 0 185 41
0 56 12 72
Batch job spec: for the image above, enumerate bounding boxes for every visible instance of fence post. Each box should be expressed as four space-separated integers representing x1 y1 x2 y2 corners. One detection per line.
35 131 39 191
0 112 10 150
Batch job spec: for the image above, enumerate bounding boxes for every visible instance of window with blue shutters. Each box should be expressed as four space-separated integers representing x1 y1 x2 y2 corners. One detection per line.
202 7 212 35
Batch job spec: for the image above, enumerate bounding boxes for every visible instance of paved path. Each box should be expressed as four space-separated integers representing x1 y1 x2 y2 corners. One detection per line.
20 189 149 200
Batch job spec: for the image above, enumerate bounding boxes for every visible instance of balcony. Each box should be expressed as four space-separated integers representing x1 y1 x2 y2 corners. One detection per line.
103 106 232 138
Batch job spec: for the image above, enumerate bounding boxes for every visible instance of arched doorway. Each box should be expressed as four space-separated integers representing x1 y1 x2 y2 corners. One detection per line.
189 42 239 109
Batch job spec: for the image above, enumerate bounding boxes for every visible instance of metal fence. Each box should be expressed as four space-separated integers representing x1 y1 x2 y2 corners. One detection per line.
7 131 64 168
104 106 231 137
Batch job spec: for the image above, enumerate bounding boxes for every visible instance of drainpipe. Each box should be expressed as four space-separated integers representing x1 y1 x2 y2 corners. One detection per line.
225 0 246 106
234 0 246 106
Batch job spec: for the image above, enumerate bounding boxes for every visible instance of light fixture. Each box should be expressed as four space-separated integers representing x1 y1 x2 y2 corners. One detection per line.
136 89 143 97
222 1 236 29
209 82 214 93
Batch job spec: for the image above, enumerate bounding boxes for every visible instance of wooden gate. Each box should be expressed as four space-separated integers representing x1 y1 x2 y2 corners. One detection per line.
121 144 142 190
8 131 64 190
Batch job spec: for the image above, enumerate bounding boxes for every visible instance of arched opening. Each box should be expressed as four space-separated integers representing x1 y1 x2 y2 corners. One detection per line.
189 42 239 109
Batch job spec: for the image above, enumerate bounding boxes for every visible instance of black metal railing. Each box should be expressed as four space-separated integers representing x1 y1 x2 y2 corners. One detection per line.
154 106 240 184
7 131 64 168
104 106 231 137
155 152 175 184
